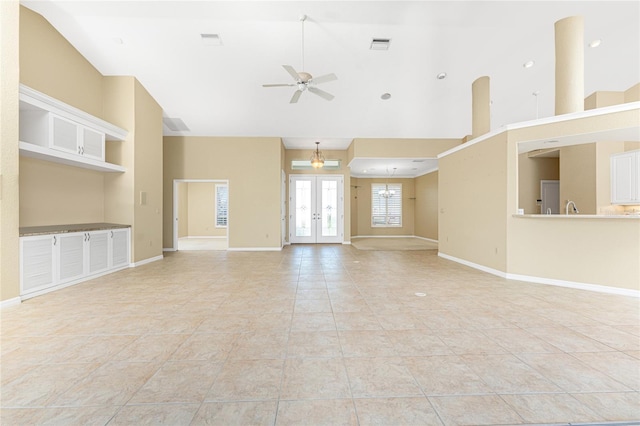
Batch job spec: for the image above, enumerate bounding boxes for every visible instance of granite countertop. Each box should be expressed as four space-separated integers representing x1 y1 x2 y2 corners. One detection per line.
20 223 131 237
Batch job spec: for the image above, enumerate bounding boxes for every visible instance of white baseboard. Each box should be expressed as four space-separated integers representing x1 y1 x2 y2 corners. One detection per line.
505 272 640 298
130 255 164 267
163 248 177 252
352 235 438 244
182 236 226 239
1 296 21 309
342 241 352 245
413 236 438 243
438 253 507 278
227 247 283 252
438 252 639 297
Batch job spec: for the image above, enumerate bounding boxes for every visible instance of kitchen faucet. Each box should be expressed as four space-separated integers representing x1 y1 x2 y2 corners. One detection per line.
565 200 579 215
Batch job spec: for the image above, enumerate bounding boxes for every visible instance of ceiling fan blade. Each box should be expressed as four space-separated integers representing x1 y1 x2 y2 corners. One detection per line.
311 73 337 84
262 83 295 87
290 90 303 104
282 65 300 81
308 86 334 101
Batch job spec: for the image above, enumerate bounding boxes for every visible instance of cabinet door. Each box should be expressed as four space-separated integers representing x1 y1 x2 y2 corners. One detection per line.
611 152 636 204
81 127 105 161
110 228 130 269
88 231 109 275
20 235 55 295
50 115 80 155
58 232 86 283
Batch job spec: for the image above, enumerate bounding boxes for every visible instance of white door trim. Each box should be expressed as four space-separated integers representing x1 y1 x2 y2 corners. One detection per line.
172 179 229 251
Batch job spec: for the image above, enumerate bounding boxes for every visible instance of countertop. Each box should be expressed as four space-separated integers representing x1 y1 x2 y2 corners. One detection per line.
20 223 131 237
513 214 640 219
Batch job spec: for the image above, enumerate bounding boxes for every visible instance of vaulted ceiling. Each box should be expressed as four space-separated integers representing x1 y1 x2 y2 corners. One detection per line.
22 1 640 158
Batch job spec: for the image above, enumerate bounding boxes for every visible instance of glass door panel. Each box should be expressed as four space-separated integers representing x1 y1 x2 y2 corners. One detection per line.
320 179 338 237
295 180 312 237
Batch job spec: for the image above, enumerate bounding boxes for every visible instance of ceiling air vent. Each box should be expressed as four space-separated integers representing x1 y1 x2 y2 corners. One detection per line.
201 33 222 46
163 117 190 132
370 38 391 50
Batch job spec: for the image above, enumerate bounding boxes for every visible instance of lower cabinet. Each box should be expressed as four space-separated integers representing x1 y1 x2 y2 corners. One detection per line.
20 228 130 298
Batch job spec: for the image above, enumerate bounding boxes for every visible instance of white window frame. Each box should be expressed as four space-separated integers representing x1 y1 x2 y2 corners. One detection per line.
371 183 402 227
215 184 228 228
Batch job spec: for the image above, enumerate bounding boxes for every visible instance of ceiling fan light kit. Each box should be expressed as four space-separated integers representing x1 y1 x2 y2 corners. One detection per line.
310 141 325 168
262 14 337 103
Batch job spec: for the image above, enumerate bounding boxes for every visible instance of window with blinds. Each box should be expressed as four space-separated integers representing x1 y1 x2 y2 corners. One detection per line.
371 183 402 227
215 184 228 227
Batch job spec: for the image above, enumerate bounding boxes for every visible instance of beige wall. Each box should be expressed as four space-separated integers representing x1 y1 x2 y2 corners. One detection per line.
518 154 559 214
625 83 640 103
103 77 135 241
19 158 105 226
508 217 640 291
132 80 163 261
284 148 351 243
163 137 282 249
439 133 509 272
0 0 21 303
185 182 226 237
414 171 439 240
352 178 415 237
558 142 633 215
20 7 104 119
584 91 625 110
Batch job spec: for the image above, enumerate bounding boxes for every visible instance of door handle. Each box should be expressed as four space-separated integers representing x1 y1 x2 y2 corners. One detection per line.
53 235 56 245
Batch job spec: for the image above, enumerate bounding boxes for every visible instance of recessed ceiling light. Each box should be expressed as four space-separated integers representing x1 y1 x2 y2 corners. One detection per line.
436 72 447 80
380 93 391 100
523 60 535 68
201 33 222 46
370 38 391 50
589 39 602 48
362 170 367 173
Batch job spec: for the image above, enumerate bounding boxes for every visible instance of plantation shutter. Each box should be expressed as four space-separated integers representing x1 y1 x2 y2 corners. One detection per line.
371 183 402 227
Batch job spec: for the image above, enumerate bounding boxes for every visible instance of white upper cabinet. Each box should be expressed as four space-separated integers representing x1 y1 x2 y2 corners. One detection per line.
611 150 640 205
18 85 126 172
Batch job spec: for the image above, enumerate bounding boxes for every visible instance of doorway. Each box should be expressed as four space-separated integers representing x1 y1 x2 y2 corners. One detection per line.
289 175 344 244
541 180 560 214
173 179 229 250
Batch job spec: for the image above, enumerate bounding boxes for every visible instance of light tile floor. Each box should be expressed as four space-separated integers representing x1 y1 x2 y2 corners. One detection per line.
1 245 639 425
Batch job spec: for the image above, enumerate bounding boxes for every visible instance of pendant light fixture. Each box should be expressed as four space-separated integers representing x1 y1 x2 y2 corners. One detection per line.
310 141 325 168
378 167 397 197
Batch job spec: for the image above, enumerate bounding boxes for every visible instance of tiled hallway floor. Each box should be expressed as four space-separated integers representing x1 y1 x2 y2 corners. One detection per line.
1 245 639 425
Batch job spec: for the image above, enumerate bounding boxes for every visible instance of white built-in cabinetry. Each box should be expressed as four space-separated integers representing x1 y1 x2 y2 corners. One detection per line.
20 228 130 299
611 150 640 205
18 85 127 172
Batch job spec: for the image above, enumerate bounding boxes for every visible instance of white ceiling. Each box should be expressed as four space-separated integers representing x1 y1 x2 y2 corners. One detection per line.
21 0 640 176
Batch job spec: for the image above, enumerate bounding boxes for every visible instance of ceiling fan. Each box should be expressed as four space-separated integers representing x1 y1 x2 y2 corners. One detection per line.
262 15 337 104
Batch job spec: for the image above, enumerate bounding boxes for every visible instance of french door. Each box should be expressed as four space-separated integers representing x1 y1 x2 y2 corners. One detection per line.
290 175 343 244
